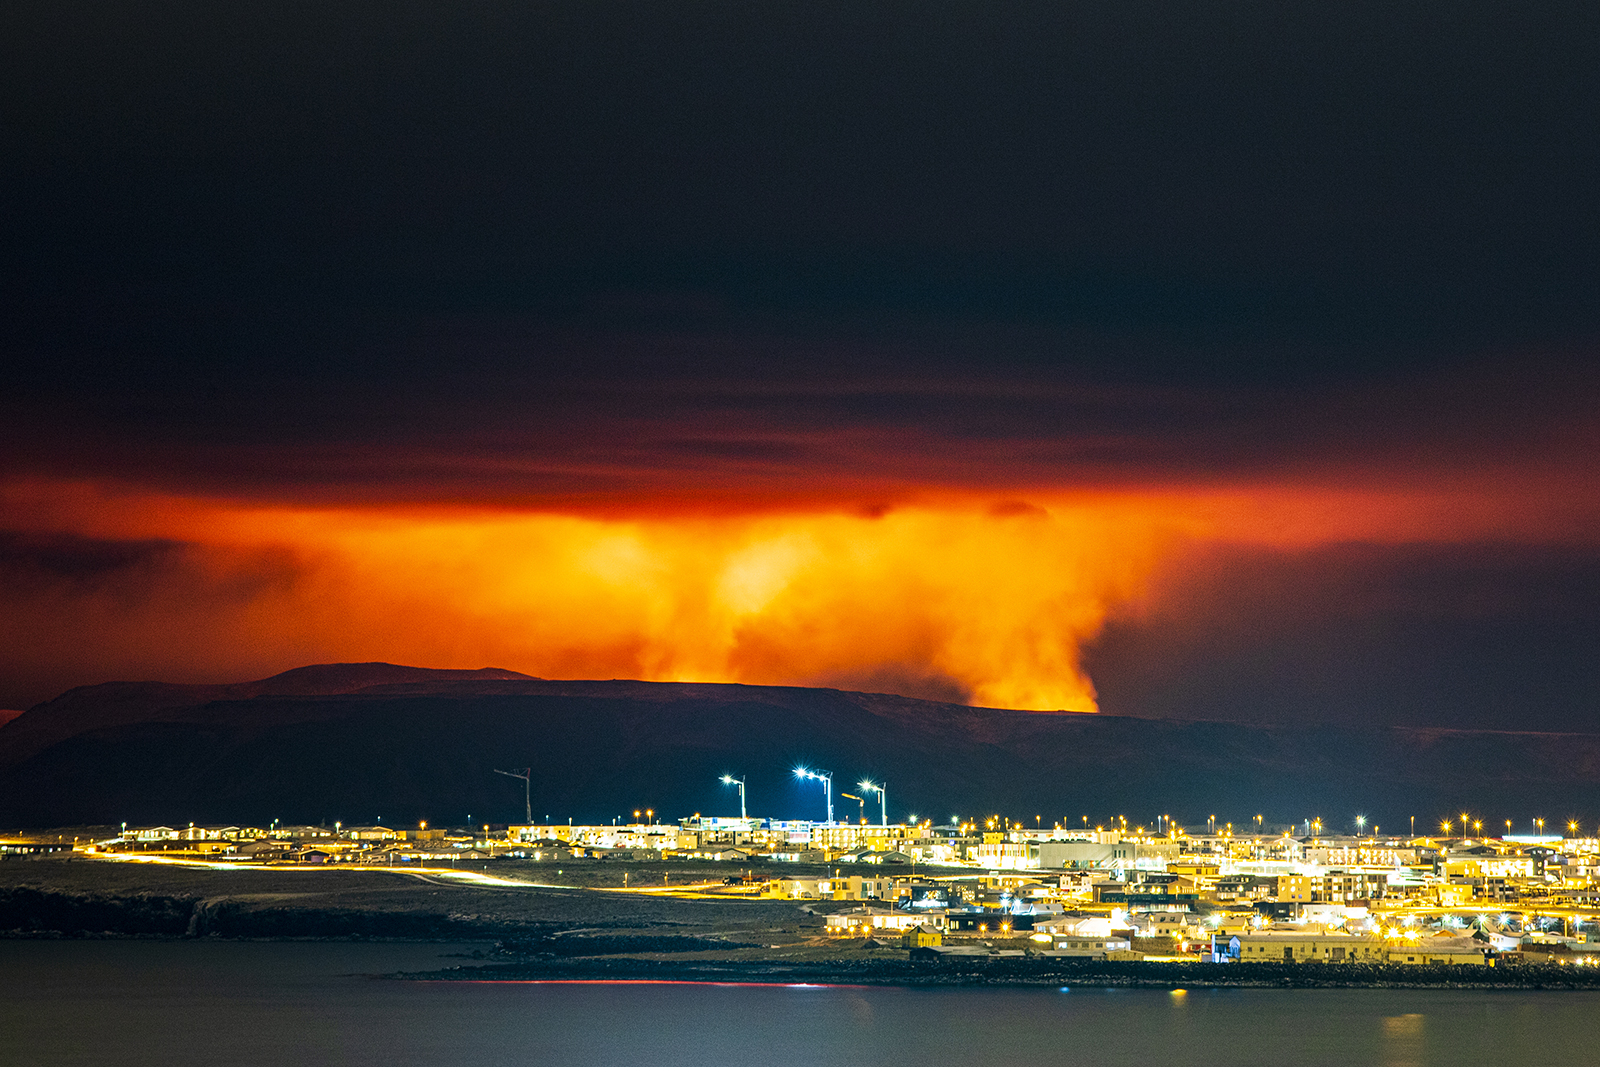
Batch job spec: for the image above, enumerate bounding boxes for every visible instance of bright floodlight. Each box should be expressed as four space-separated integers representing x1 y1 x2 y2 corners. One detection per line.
857 779 888 826
794 766 809 778
720 774 747 819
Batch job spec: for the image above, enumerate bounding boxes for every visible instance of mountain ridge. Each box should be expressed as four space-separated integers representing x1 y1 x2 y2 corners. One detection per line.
2 664 1598 829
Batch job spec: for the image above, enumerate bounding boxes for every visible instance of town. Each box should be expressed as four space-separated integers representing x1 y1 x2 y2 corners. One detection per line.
21 772 1600 971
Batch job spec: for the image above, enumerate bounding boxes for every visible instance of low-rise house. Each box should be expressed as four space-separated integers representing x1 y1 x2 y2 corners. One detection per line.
130 827 179 842
841 849 912 865
177 825 240 842
1033 915 1116 938
345 826 403 842
1235 931 1385 963
825 907 946 936
679 847 753 861
1041 936 1132 958
1387 936 1495 966
235 840 292 861
894 879 959 909
764 875 895 901
1133 916 1198 940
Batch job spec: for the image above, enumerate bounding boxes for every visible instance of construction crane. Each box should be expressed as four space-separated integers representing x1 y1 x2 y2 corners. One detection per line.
841 792 866 824
494 767 533 824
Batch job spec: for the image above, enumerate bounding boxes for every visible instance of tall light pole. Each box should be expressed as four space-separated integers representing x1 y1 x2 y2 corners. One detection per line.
494 768 533 824
720 775 746 819
794 767 833 824
859 780 887 826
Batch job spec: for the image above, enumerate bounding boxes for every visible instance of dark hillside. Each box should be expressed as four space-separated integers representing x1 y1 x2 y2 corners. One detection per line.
1 666 1597 829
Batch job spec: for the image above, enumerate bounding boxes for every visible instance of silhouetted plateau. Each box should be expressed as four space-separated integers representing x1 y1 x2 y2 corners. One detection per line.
1 664 1596 829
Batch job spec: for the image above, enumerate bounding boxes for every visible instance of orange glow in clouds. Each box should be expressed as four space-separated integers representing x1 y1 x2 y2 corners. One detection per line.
1 474 1593 710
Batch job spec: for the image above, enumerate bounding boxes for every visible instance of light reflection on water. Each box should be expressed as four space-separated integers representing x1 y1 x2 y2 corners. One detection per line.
1383 1012 1426 1067
0 941 1594 1067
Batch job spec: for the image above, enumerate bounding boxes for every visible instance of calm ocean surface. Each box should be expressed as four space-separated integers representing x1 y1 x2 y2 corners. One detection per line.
1 940 1595 1067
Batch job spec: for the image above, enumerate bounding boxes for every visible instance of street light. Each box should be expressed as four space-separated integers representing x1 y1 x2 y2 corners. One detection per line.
794 767 834 824
720 775 747 819
858 780 887 826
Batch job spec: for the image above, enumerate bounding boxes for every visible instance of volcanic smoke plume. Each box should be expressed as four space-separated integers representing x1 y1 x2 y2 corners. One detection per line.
3 462 1597 716
0 486 1190 710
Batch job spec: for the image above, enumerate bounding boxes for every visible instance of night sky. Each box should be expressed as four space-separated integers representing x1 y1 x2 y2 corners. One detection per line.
2 1 1597 727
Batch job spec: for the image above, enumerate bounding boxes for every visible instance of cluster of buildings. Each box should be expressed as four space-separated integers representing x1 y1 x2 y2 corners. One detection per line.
78 813 1600 966
777 822 1600 966
92 821 508 864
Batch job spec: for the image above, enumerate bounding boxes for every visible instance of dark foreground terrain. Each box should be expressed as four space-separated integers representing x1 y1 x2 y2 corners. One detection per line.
5 854 1600 991
0 853 814 942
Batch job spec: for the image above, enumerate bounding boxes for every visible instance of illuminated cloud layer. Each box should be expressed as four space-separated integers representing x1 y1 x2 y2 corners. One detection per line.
3 3 1598 724
2 456 1596 713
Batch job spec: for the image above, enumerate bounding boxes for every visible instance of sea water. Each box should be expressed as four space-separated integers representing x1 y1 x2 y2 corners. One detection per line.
1 940 1594 1067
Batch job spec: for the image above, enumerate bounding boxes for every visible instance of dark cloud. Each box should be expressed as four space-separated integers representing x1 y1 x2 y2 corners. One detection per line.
4 1 1598 350
1088 541 1600 730
3 0 1598 503
1 1 1598 728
